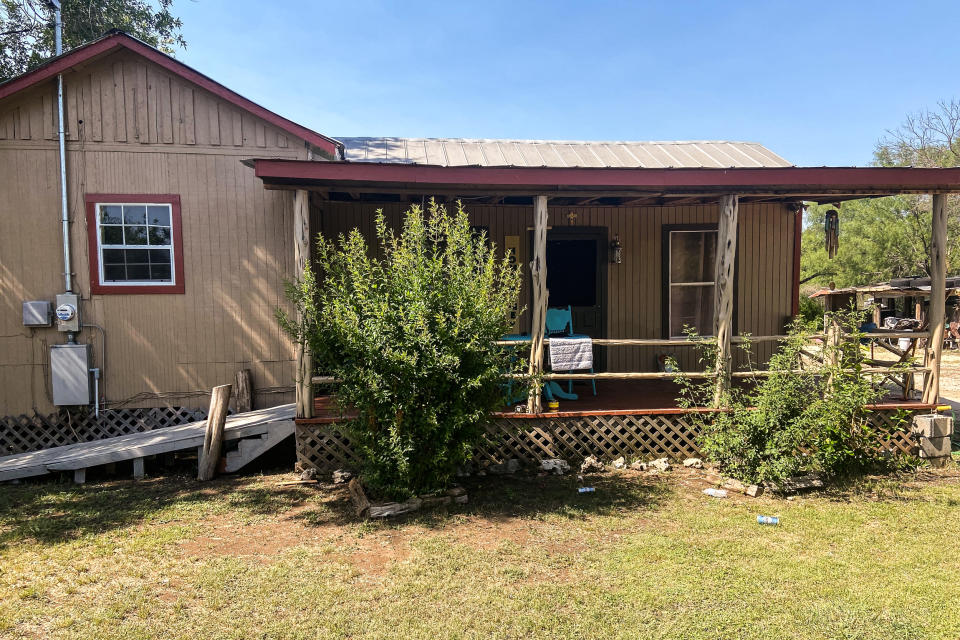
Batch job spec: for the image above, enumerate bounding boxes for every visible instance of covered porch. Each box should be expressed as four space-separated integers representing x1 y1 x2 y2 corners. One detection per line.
252 159 960 468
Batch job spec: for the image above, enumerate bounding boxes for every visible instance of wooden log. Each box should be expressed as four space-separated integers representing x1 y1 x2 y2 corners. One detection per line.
501 364 927 382
294 189 314 420
234 368 253 413
348 477 371 518
527 195 549 413
923 193 947 404
368 498 422 518
713 195 738 406
493 332 925 348
198 384 232 481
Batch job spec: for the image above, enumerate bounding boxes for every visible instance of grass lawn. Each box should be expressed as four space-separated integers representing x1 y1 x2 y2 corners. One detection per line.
2 463 960 639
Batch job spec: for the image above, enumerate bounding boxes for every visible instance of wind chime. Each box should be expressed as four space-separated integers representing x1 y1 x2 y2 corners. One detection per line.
824 207 840 259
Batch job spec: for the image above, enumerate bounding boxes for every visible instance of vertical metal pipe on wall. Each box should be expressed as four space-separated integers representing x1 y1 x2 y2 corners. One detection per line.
52 0 72 293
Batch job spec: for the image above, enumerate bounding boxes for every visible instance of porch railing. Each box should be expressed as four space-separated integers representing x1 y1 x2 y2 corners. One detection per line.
494 330 932 410
308 330 932 411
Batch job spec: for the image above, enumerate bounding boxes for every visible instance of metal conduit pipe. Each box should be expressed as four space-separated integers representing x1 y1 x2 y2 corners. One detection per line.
51 0 72 293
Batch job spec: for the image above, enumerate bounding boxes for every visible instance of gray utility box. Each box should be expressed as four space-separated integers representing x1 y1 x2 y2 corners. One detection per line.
51 343 92 406
55 292 81 333
22 300 52 327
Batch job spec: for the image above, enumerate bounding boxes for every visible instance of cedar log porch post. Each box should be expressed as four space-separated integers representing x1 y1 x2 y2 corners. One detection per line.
294 189 314 419
527 195 549 413
922 193 947 404
713 194 739 406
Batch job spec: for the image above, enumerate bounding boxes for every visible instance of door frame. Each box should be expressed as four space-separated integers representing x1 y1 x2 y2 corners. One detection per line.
528 225 609 370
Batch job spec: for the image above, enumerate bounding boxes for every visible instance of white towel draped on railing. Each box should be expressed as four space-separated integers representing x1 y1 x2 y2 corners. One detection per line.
548 337 593 371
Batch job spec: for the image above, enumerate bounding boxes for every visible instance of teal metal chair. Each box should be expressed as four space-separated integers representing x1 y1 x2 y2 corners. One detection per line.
545 305 597 396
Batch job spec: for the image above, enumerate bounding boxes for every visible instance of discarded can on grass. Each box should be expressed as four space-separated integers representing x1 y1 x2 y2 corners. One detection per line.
578 487 595 493
703 488 728 498
757 515 779 525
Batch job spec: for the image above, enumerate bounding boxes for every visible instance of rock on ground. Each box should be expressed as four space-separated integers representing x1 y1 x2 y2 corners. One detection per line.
649 458 671 472
540 459 571 475
683 458 703 469
580 456 605 473
612 456 626 469
629 461 648 471
331 469 353 484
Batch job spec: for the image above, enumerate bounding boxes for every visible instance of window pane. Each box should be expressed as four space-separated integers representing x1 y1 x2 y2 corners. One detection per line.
670 284 715 337
150 264 171 280
671 232 717 283
125 249 149 263
148 226 171 245
147 206 170 226
102 249 125 264
104 264 126 281
101 226 123 244
126 264 150 280
100 205 122 224
123 205 146 225
149 249 171 264
124 226 148 245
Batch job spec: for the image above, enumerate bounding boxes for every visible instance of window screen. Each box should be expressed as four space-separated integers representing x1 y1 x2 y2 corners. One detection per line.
669 230 717 337
98 204 174 283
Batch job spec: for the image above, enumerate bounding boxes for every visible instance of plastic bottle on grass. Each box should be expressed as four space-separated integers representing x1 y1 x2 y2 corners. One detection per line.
703 488 728 498
578 487 595 493
757 515 779 525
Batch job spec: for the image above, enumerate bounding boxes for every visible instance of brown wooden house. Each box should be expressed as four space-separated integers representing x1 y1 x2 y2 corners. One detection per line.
1 33 957 465
0 32 337 422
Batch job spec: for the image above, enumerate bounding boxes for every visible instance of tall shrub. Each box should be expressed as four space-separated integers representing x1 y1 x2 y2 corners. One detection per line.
676 312 906 485
280 200 524 498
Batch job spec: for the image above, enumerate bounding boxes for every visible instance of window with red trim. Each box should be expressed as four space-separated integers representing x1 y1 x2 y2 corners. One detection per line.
85 194 185 294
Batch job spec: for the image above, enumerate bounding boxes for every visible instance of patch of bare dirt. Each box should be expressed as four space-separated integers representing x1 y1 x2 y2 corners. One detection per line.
938 349 960 410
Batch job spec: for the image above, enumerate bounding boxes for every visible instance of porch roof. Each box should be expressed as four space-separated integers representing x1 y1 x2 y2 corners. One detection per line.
253 159 960 205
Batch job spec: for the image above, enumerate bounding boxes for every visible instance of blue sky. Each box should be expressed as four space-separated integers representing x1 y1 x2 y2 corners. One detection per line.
174 0 959 166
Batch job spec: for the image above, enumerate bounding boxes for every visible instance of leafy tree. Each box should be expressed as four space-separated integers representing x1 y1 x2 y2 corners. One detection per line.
801 100 960 288
1 0 185 82
279 200 524 499
801 197 938 288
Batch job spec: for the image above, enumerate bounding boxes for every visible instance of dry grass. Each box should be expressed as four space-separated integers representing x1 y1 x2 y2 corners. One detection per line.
2 464 960 639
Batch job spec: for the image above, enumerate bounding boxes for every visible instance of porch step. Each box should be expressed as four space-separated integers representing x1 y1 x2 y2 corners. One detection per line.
224 420 294 473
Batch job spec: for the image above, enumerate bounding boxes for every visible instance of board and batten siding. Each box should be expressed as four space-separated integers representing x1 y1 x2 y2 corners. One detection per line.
0 49 308 416
313 201 796 373
0 49 298 150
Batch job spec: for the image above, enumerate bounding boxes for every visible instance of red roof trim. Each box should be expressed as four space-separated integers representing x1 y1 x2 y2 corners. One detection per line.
254 160 960 193
0 33 339 156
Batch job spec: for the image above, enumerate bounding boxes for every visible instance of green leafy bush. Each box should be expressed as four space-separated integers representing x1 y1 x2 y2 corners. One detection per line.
798 294 824 325
676 312 907 485
279 200 523 498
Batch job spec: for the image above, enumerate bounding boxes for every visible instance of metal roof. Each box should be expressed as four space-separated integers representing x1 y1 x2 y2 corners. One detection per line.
336 137 793 169
810 277 960 299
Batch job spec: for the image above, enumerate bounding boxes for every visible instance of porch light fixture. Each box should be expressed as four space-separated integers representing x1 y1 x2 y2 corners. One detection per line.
610 235 622 264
